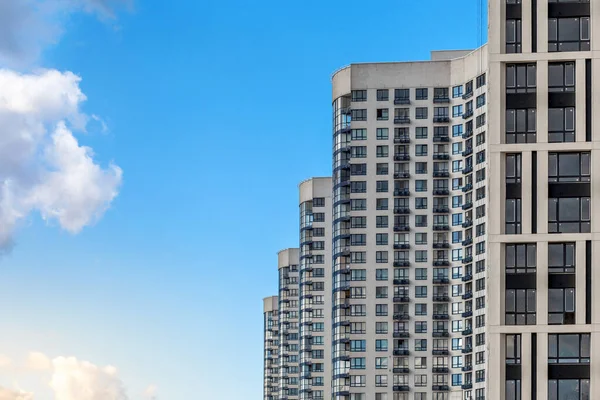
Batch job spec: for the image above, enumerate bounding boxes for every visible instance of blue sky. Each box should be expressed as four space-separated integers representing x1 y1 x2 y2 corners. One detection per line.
0 0 486 398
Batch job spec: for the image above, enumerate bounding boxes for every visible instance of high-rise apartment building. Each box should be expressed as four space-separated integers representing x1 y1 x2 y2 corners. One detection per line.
299 178 333 400
278 248 301 399
264 296 280 400
264 0 599 399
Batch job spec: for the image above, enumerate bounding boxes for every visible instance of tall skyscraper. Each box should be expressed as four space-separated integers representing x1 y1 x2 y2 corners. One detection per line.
264 295 280 400
265 0 599 399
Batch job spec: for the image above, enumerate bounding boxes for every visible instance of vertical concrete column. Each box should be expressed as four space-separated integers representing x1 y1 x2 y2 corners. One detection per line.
522 0 532 53
590 332 600 396
521 151 532 234
576 240 587 324
536 332 548 399
521 333 532 400
537 0 548 53
591 0 600 51
488 332 505 400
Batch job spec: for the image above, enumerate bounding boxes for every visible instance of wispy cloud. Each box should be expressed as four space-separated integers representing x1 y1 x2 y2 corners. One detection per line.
0 0 131 68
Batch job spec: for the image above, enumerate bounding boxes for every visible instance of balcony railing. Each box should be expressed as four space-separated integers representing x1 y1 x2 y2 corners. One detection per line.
394 153 411 161
394 188 410 196
394 208 410 215
433 241 450 249
393 313 410 320
393 296 411 303
394 171 410 179
433 189 450 195
432 294 450 302
394 225 410 232
433 97 450 104
433 170 450 177
433 153 450 160
394 117 411 124
462 183 473 193
462 110 474 119
394 98 411 105
433 117 450 124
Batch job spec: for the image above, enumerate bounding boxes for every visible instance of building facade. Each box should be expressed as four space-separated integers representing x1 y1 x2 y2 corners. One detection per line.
331 49 488 400
299 178 333 400
264 0 600 399
279 248 301 399
265 296 280 400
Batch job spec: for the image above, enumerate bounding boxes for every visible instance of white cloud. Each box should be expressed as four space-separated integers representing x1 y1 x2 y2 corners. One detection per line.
50 356 128 400
0 0 131 67
0 355 12 369
0 386 33 400
143 384 157 399
26 352 51 371
0 68 122 249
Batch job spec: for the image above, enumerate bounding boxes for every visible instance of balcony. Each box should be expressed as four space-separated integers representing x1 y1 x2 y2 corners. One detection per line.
462 365 473 372
433 117 450 124
432 330 450 338
462 384 473 390
432 313 450 320
432 366 449 373
393 367 410 374
393 313 410 320
433 189 450 196
393 331 410 338
432 278 450 284
433 224 450 231
433 97 450 104
432 385 450 391
433 242 450 249
394 188 410 196
462 328 473 336
394 171 410 179
393 296 411 303
394 153 411 161
393 260 410 267
394 136 410 144
462 91 473 100
462 238 473 246
393 278 410 285
461 274 473 282
433 260 450 266
393 386 410 392
433 153 450 160
433 207 450 213
462 220 473 228
462 130 474 139
462 292 473 300
462 311 473 318
462 147 473 157
432 349 449 356
394 98 411 105
462 110 474 119
394 208 410 215
432 294 450 302
394 117 411 124
462 347 473 354
462 256 473 264
462 183 473 193
394 225 410 232
393 348 410 356
394 243 410 250
433 170 450 178
462 166 473 175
